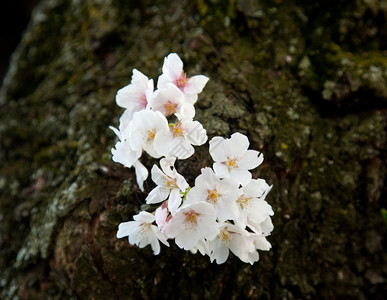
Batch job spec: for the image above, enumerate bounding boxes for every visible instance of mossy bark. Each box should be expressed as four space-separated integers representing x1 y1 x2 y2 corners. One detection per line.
0 0 386 299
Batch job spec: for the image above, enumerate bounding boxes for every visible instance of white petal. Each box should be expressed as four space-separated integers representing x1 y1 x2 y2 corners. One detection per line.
252 234 272 251
184 75 209 94
162 53 183 81
210 240 229 264
117 221 139 238
156 74 169 89
109 126 121 140
184 93 198 105
151 225 170 247
184 120 207 146
134 160 149 191
209 136 227 162
146 186 169 204
159 157 176 178
238 150 264 170
131 69 149 86
224 133 249 158
213 162 230 178
230 168 252 186
111 140 140 168
134 211 155 223
168 188 182 215
151 164 168 186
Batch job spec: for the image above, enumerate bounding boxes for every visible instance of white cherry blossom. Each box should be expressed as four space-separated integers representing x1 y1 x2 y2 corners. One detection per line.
146 157 189 214
127 110 169 158
209 133 264 186
117 211 169 255
208 223 253 264
185 167 240 222
110 126 148 191
116 69 154 121
235 178 274 228
154 115 207 159
148 83 195 118
157 53 209 104
111 54 274 264
164 202 219 250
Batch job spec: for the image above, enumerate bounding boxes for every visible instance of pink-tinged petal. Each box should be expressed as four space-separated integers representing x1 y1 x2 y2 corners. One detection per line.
115 84 139 108
155 203 169 230
134 160 148 191
184 75 209 94
162 53 183 82
117 221 139 238
238 150 264 170
230 168 252 186
209 136 227 162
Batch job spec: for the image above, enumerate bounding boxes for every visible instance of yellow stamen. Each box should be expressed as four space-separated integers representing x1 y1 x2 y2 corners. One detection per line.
206 189 219 204
146 129 156 142
184 210 198 228
164 100 178 116
175 72 188 89
220 228 231 242
237 195 252 209
171 121 184 137
166 177 177 189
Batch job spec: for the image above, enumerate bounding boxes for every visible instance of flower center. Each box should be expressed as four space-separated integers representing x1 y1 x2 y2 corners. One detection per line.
171 121 184 137
222 156 239 169
146 129 156 142
237 195 252 209
175 72 188 89
166 177 178 189
139 93 147 108
220 228 231 242
184 210 198 228
206 189 219 204
164 100 178 116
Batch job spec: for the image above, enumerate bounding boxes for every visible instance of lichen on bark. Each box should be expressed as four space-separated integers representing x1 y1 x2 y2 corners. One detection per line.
0 0 386 299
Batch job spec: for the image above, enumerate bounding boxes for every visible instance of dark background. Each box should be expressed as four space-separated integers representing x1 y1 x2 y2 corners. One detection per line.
0 1 39 84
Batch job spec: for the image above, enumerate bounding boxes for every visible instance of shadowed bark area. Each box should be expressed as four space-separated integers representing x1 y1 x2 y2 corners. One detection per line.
0 0 386 299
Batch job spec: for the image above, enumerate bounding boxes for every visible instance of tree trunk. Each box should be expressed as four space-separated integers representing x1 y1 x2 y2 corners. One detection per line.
1 0 386 299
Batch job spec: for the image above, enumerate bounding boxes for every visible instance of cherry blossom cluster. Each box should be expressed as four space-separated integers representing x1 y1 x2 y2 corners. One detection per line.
111 53 274 264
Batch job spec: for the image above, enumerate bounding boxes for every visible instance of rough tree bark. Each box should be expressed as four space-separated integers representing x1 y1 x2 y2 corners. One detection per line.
0 0 386 299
